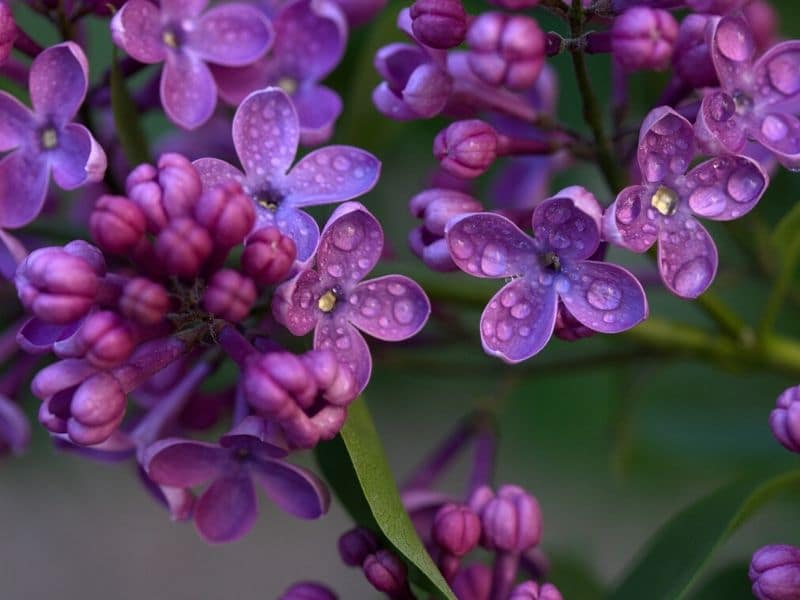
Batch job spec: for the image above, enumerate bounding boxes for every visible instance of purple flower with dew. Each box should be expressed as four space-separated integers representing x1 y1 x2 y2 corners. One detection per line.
770 384 800 453
750 544 800 600
193 87 380 262
446 188 648 363
696 15 800 169
273 202 430 392
604 106 768 299
212 0 347 145
110 0 273 129
0 42 106 228
144 416 329 543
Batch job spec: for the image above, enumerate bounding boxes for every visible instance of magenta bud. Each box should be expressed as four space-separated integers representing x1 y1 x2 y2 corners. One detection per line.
244 352 316 420
672 14 717 89
510 581 564 600
452 563 492 600
433 503 481 557
612 7 678 72
301 350 358 407
279 582 338 600
750 545 800 600
64 241 106 275
338 527 380 567
202 269 256 322
770 385 800 453
90 195 147 255
119 277 170 325
434 120 498 179
362 550 408 596
154 217 213 277
78 310 136 368
470 484 542 552
466 13 546 90
0 2 16 63
70 371 126 427
67 414 123 446
195 181 256 248
744 0 778 53
410 188 483 236
242 226 297 285
410 0 467 50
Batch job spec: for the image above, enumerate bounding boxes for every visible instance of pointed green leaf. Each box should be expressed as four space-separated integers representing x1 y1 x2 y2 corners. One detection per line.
315 397 457 600
110 48 150 166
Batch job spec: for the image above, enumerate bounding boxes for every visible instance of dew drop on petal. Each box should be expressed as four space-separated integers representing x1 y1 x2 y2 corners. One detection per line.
511 302 531 319
327 264 343 278
336 336 351 350
332 221 365 251
496 320 513 341
333 155 351 172
586 280 622 311
767 52 800 96
727 163 763 204
450 234 473 260
672 256 713 297
715 19 754 62
761 114 789 143
393 300 414 324
688 186 727 217
388 282 406 296
480 243 507 276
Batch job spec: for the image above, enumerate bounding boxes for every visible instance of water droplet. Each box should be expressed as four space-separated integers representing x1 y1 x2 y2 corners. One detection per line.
332 221 365 251
450 235 473 260
511 302 531 319
388 282 405 296
603 313 616 324
708 93 735 123
378 316 390 328
501 287 519 308
727 163 763 204
360 298 380 318
394 300 414 324
357 257 371 270
586 280 622 311
767 51 800 96
672 256 713 297
518 326 530 337
689 186 726 217
496 320 513 342
616 195 641 226
480 243 507 277
336 336 351 350
333 155 351 171
545 204 570 224
715 19 754 62
761 114 788 143
549 232 571 250
327 264 343 278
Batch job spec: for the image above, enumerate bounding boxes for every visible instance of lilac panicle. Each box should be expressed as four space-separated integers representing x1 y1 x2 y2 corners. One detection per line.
273 202 431 392
750 545 800 600
770 385 800 453
446 188 648 363
612 7 678 72
604 106 768 298
194 87 380 262
0 42 106 228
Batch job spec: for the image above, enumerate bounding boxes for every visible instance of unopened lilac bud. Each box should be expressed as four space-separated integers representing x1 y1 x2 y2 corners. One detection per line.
743 0 778 53
120 277 170 325
452 564 492 600
67 413 124 446
244 352 317 420
434 120 498 179
467 13 545 90
363 550 408 596
410 0 467 50
433 503 481 557
195 181 255 248
750 545 800 600
202 269 256 322
612 7 678 72
78 310 136 368
242 227 297 285
71 371 126 428
301 350 358 407
510 581 563 600
90 195 147 255
338 527 380 566
770 385 800 453
672 14 717 89
403 63 452 118
0 2 16 63
410 188 483 237
154 217 213 277
470 484 542 552
279 582 338 600
64 241 106 275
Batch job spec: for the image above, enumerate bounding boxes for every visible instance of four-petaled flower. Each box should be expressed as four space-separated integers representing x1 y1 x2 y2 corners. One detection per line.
446 188 648 363
605 106 768 298
0 42 106 228
194 87 381 262
273 202 431 392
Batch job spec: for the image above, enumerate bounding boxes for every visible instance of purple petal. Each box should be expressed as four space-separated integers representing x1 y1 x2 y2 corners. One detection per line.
143 438 225 488
251 457 330 519
445 212 537 278
349 275 430 341
0 92 35 152
110 0 166 64
490 157 552 212
480 277 558 363
754 112 800 170
372 82 421 121
220 415 289 458
193 157 244 190
0 150 49 228
31 358 98 400
272 267 324 336
294 84 342 146
710 15 756 92
753 41 800 107
0 394 30 455
233 88 299 183
285 146 380 207
657 213 718 299
637 106 695 183
0 230 27 280
315 315 372 392
195 473 257 543
532 197 601 262
374 43 428 91
50 123 107 189
188 4 273 67
211 60 274 107
558 260 648 334
17 317 80 354
682 155 767 220
160 0 207 19
29 42 88 124
160 53 217 130
605 186 659 253
258 205 320 262
316 202 383 287
694 92 747 155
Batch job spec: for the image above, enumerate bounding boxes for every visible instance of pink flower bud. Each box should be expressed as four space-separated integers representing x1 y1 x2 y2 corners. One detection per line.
154 217 213 277
410 0 467 50
672 14 718 89
612 7 678 72
770 385 800 453
90 195 147 255
433 503 481 557
77 310 136 369
119 278 170 325
362 550 408 596
338 527 380 566
242 226 297 285
470 484 542 553
434 120 498 179
510 581 564 600
452 564 492 600
202 269 256 322
70 371 126 427
195 181 255 248
750 545 800 600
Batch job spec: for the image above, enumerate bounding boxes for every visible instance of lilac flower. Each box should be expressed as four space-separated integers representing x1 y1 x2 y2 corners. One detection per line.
194 87 380 262
604 107 768 298
695 15 800 169
446 188 648 363
273 202 430 392
770 384 800 453
212 0 348 145
111 0 273 129
0 42 106 228
144 417 329 543
750 544 800 600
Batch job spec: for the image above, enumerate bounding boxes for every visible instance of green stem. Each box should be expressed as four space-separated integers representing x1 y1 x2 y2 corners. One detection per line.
694 293 752 344
759 232 800 338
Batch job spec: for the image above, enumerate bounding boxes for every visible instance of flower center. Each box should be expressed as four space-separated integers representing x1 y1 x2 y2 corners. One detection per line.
650 185 679 216
733 90 753 115
40 127 58 150
162 25 184 48
540 251 561 272
318 289 338 312
278 77 298 95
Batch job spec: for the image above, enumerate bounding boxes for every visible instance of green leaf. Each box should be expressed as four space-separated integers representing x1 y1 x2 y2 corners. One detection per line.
689 563 752 600
609 469 800 600
548 554 605 600
315 397 457 600
772 201 800 252
110 48 150 166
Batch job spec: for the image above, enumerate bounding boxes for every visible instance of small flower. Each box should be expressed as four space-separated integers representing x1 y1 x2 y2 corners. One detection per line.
447 188 648 362
612 7 678 72
750 544 800 600
604 106 768 298
0 43 106 228
770 384 800 453
194 87 380 262
469 484 541 553
274 202 430 391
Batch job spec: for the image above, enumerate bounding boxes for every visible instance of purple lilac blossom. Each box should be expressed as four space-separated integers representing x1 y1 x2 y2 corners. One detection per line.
604 106 768 298
194 87 380 262
446 189 648 363
0 42 106 228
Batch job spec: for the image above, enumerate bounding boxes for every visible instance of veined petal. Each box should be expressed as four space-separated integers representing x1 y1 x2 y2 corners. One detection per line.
604 186 659 253
315 202 383 287
294 84 342 146
754 112 800 170
532 196 601 262
349 274 430 341
285 145 380 207
694 91 748 155
192 157 245 190
657 213 718 299
753 41 800 107
709 15 756 93
29 42 89 124
251 457 330 519
188 3 273 67
160 53 217 130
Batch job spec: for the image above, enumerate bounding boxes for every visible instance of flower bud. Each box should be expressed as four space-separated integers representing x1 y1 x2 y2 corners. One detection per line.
470 484 542 552
770 385 800 453
195 181 255 248
301 350 358 407
90 195 147 255
612 7 678 72
363 550 408 596
0 2 16 64
672 14 717 89
466 13 546 90
452 563 492 600
743 0 778 53
338 527 380 567
77 310 136 369
279 582 338 600
243 352 317 420
202 269 256 322
510 581 564 600
242 227 297 285
119 278 170 325
154 217 213 278
410 0 467 50
410 188 483 237
433 503 481 557
70 371 126 428
434 120 498 179
750 544 800 600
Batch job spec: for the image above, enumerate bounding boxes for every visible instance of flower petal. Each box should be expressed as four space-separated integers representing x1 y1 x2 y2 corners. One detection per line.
0 394 30 455
17 317 80 354
374 43 428 91
50 124 107 190
188 3 273 67
194 473 257 543
710 15 756 92
604 186 659 253
29 42 88 124
349 274 430 341
694 91 748 155
257 205 320 262
683 155 767 220
251 457 330 519
480 277 558 363
753 41 800 107
0 92 35 152
754 112 800 170
272 267 325 336
293 84 342 146
445 212 537 279
160 0 207 19
372 81 420 121
110 0 166 64
0 150 49 229
143 438 225 488
657 213 718 299
316 202 383 287
192 157 245 190
636 106 695 183
285 145 380 207
532 197 600 262
315 315 372 392
160 53 217 130
558 261 648 334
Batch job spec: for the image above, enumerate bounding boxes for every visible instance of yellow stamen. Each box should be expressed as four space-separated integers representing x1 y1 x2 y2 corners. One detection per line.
650 185 679 216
